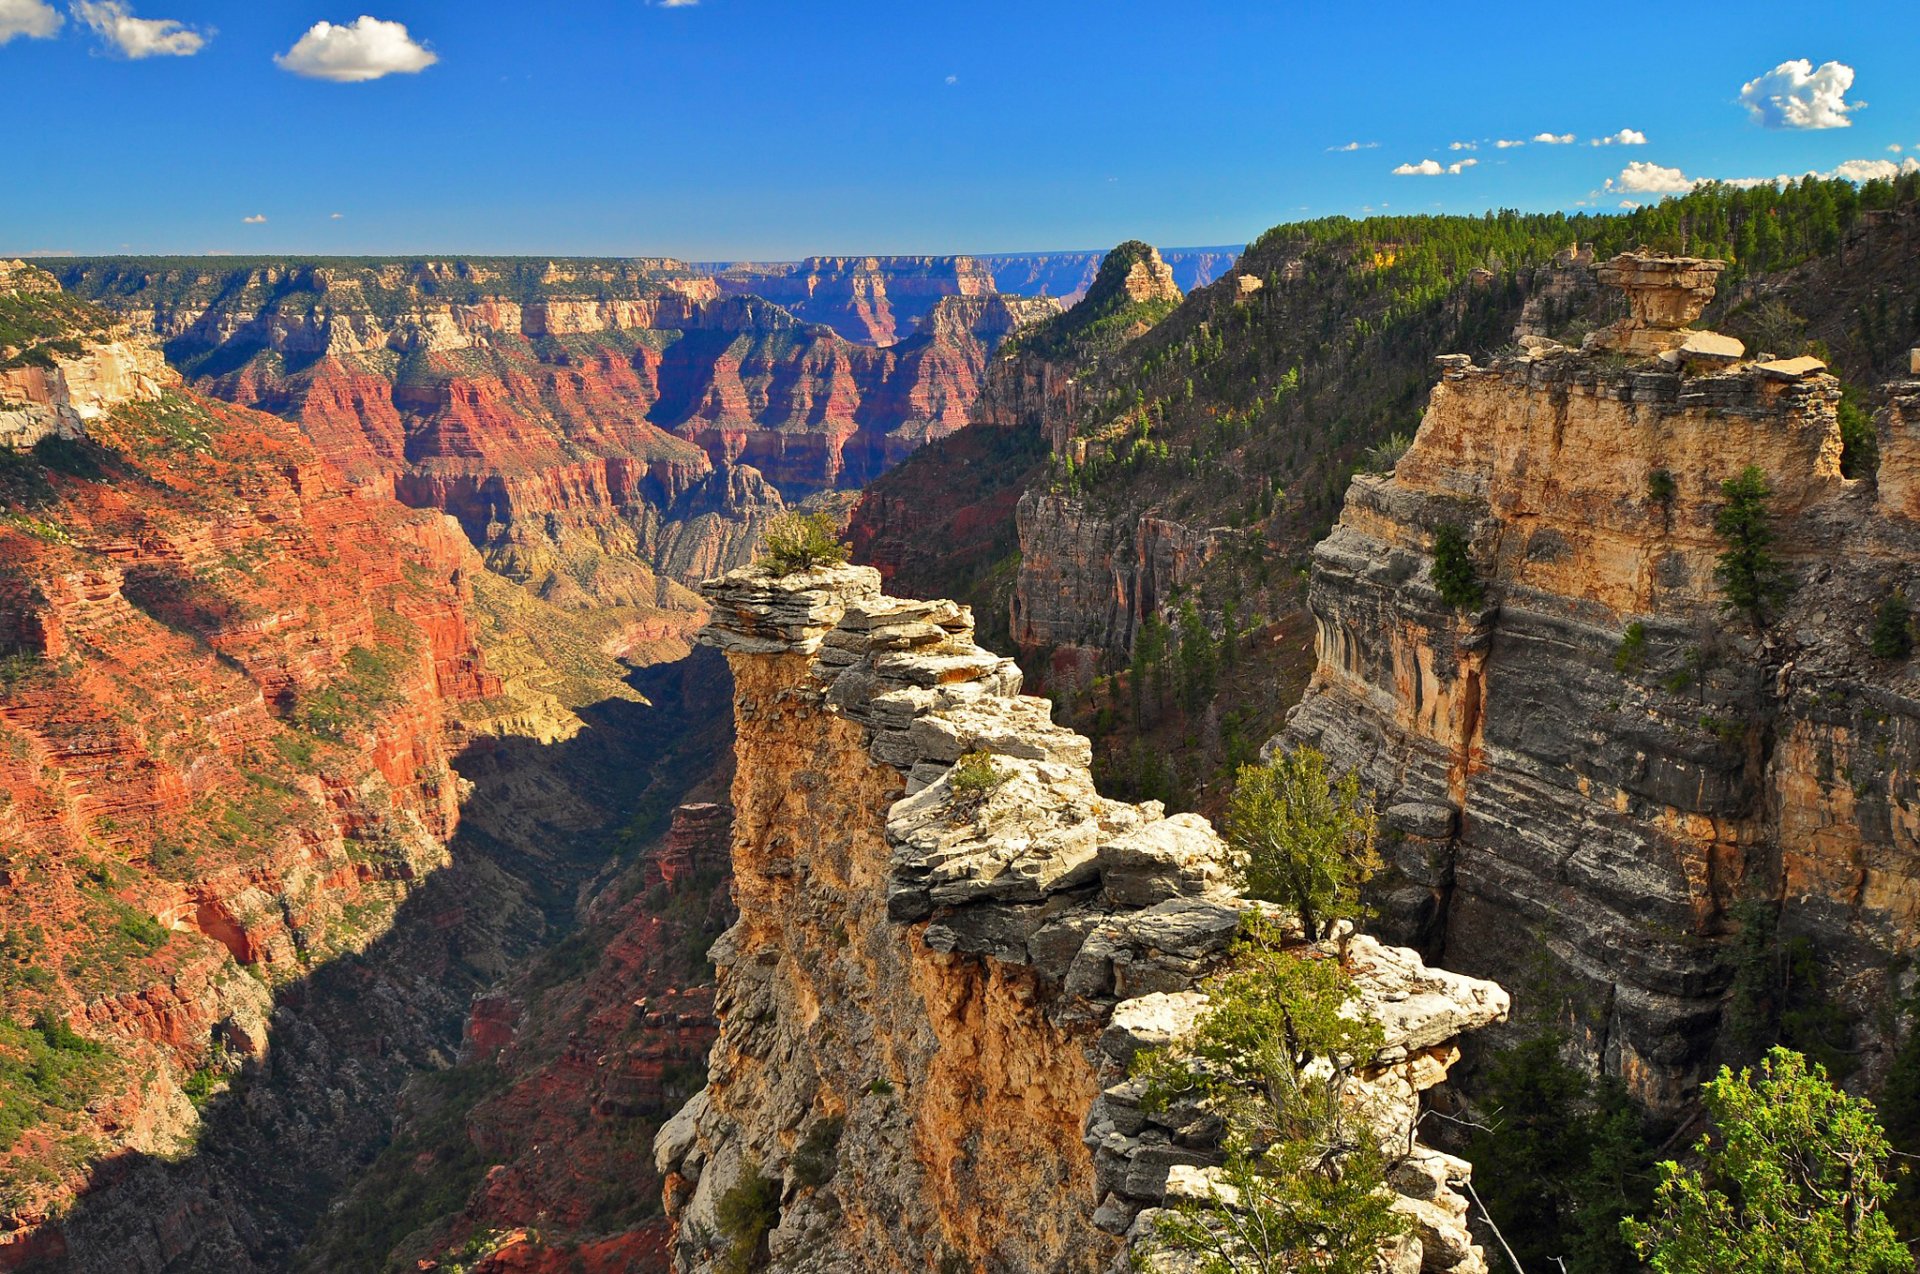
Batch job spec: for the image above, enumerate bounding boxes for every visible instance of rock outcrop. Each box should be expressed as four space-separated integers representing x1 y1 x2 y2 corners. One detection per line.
657 565 1506 1272
1282 254 1920 1111
0 261 171 449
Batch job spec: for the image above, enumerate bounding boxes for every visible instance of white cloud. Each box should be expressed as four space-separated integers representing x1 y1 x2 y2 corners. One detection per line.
1493 138 1525 149
1607 154 1920 197
1448 140 1477 151
1533 132 1575 144
242 214 267 224
275 16 436 83
0 0 61 44
1739 59 1860 129
330 211 344 219
1393 157 1476 176
1827 156 1920 183
1608 161 1698 193
1890 144 1904 154
1590 128 1648 146
944 74 956 85
72 1 206 57
652 0 698 6
1327 140 1379 152
1618 200 1640 209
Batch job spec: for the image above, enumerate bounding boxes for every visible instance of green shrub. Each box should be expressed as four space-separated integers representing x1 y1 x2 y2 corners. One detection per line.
1624 1048 1907 1273
1869 590 1912 660
1646 468 1678 507
1838 385 1879 480
1132 918 1404 1273
1227 746 1379 943
716 1164 781 1274
948 750 1003 799
1614 622 1649 674
1430 523 1484 610
756 511 849 577
1363 431 1412 474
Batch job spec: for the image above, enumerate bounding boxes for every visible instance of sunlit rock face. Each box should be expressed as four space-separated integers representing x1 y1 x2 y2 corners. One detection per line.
1284 256 1920 1112
658 564 1506 1274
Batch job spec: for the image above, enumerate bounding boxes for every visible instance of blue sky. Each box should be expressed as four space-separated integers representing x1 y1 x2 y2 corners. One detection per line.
3 0 1916 259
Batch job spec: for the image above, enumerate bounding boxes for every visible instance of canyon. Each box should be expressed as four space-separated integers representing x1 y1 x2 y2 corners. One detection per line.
55 257 1063 647
5 177 1919 1273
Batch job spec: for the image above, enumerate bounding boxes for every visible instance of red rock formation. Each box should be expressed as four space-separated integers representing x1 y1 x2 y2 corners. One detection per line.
59 262 1056 611
0 273 504 1239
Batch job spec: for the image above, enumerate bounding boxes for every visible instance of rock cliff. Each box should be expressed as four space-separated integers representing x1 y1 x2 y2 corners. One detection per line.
57 258 1056 623
1281 254 1920 1111
0 285 496 1240
655 564 1507 1272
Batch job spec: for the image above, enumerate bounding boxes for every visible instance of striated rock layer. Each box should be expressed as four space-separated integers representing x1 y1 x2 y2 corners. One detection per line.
657 565 1507 1272
58 261 1060 621
1281 256 1920 1111
0 369 497 1244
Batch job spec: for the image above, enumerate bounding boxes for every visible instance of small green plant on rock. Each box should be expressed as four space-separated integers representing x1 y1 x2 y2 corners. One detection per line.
715 1164 781 1274
1363 431 1412 474
1869 589 1913 660
1430 523 1484 610
756 511 849 577
1614 621 1649 675
948 750 1004 800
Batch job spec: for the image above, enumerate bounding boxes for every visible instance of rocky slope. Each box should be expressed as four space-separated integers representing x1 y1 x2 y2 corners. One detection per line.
56 259 1060 624
1281 253 1920 1113
292 801 734 1274
0 265 739 1272
655 563 1507 1272
0 265 495 1249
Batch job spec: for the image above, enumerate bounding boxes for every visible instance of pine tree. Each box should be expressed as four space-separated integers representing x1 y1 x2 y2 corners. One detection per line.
1713 467 1792 627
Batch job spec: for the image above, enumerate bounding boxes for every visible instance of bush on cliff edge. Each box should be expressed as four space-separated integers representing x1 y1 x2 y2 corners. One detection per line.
756 511 850 577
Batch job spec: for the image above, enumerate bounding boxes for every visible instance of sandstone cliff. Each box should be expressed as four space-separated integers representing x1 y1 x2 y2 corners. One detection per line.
654 564 1507 1272
1281 254 1920 1112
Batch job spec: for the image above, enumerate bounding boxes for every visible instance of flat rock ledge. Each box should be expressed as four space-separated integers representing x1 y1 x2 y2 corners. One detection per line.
689 565 1510 1273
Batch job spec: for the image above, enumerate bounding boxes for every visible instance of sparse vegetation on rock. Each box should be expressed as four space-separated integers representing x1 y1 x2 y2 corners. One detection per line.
757 510 851 576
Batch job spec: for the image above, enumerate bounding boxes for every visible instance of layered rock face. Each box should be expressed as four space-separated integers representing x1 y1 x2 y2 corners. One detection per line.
0 260 170 449
0 356 500 1239
656 565 1506 1272
1282 254 1920 1111
57 259 1057 617
705 257 998 347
